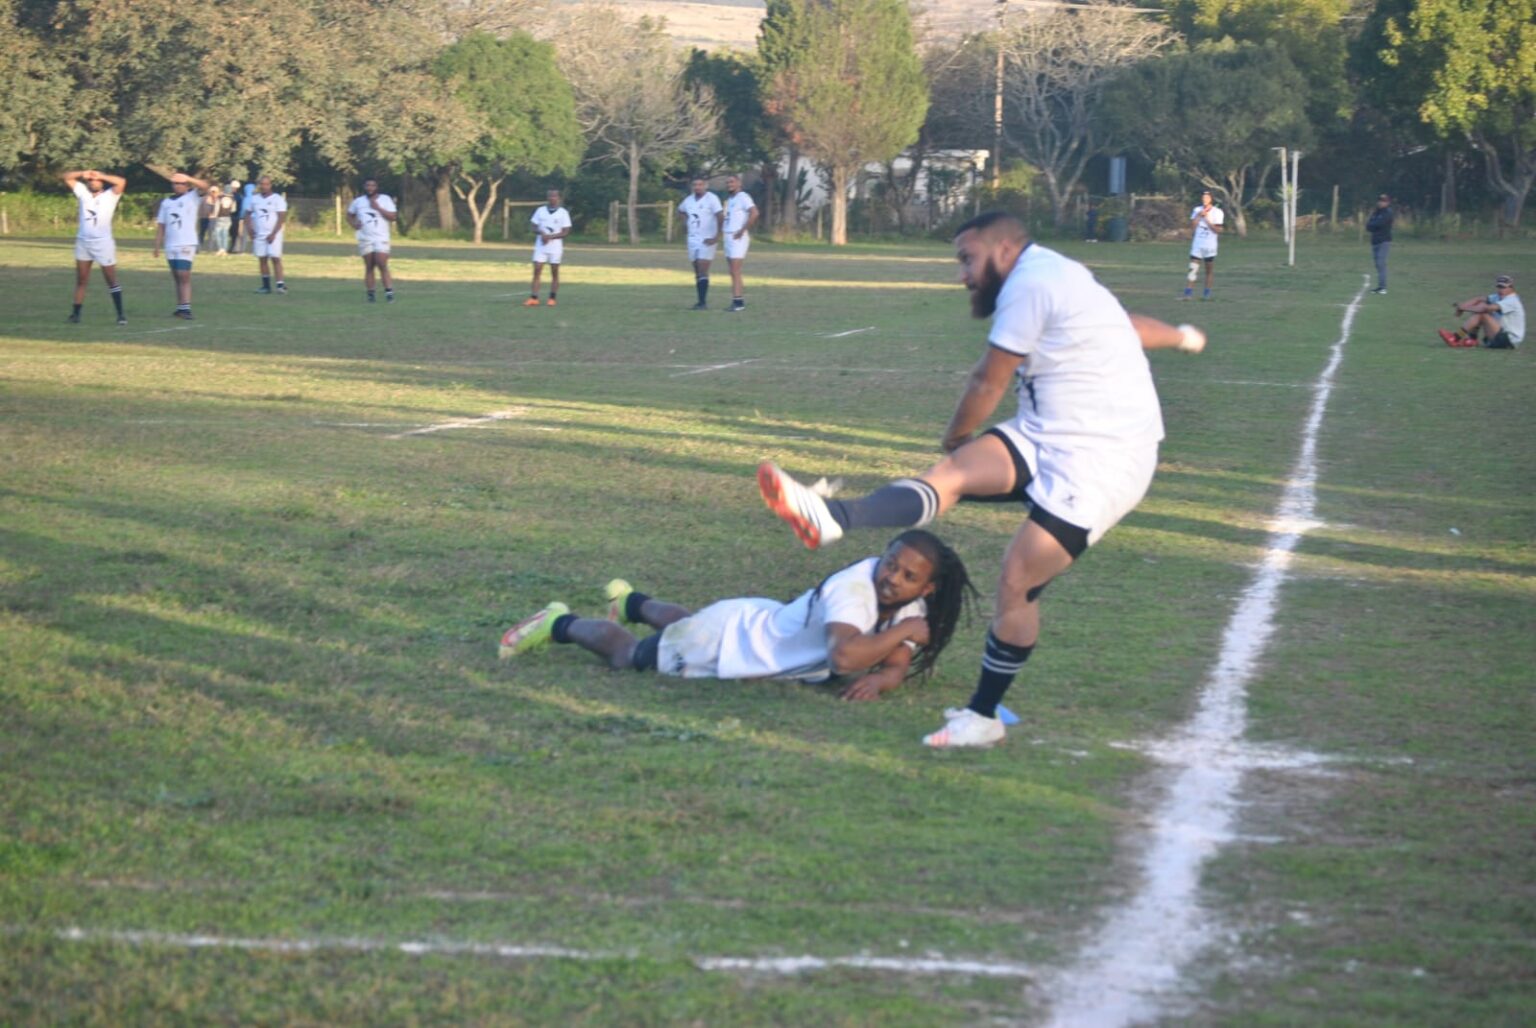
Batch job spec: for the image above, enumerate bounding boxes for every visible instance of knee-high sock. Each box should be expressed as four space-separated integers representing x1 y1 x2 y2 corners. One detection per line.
967 630 1033 718
827 478 938 530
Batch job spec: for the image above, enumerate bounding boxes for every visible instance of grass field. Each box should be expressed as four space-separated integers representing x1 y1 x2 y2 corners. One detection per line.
1 226 1532 1025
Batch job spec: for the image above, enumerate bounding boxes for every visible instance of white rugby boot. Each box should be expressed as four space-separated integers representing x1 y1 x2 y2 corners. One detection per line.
922 707 1006 749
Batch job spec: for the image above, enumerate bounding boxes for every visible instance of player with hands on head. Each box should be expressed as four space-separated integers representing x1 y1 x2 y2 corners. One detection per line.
525 188 571 307
346 176 398 302
61 168 128 325
499 529 976 703
150 167 212 320
757 211 1205 747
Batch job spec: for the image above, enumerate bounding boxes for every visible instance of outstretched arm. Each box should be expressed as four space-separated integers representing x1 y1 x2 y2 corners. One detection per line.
941 345 1025 452
1130 312 1205 353
1454 294 1492 314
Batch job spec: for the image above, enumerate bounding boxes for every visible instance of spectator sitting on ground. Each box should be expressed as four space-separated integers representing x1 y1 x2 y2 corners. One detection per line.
1439 274 1524 349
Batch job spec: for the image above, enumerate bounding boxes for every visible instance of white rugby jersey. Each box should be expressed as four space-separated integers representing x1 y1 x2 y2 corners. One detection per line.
678 191 722 242
530 204 570 240
156 190 202 250
988 244 1164 449
688 556 926 682
723 191 756 235
1190 204 1223 250
1491 290 1525 344
73 181 121 242
347 193 395 244
247 191 288 237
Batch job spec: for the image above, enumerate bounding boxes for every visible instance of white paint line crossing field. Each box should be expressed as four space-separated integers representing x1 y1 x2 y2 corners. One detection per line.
385 408 529 439
1041 277 1370 1027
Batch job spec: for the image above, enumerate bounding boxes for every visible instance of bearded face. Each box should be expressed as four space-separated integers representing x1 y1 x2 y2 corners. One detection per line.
968 256 1007 319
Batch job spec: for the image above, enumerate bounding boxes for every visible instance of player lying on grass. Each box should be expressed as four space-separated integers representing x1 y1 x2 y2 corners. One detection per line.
499 529 976 701
757 211 1207 748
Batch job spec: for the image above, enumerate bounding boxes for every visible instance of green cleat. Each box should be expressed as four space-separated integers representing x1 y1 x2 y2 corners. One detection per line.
604 579 634 624
498 601 569 659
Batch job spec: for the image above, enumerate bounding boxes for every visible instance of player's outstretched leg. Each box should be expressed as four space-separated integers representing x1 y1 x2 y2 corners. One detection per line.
498 601 569 658
757 463 847 549
758 438 1011 550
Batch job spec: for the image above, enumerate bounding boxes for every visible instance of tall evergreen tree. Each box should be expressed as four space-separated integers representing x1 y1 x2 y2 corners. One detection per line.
764 0 928 245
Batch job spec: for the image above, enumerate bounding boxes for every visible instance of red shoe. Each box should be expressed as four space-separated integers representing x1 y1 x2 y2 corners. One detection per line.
1438 329 1459 347
523 296 540 307
546 297 557 307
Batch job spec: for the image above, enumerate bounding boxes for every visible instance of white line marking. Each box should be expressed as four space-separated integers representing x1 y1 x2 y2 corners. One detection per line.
119 326 193 337
825 326 877 338
668 357 764 378
1210 379 1317 389
385 408 528 439
1042 277 1370 1028
42 927 1036 980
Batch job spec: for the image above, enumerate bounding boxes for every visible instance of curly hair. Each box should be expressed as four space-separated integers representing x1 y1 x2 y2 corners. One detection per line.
888 529 977 679
804 529 977 680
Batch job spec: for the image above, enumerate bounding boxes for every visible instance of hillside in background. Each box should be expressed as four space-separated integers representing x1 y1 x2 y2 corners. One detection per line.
558 1 993 52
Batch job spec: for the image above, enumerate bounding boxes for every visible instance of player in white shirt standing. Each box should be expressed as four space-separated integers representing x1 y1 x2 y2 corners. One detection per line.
722 174 759 313
524 188 571 307
345 176 398 303
1182 189 1224 301
678 176 723 310
61 168 128 325
244 175 289 294
152 169 212 320
756 212 1208 748
499 529 976 702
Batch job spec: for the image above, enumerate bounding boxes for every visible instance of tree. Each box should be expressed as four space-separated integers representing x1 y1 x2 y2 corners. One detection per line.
557 8 720 244
765 0 928 245
0 0 74 177
996 3 1176 227
1164 0 1354 123
5 0 468 188
757 0 816 231
431 32 581 243
1101 40 1314 235
1380 0 1536 226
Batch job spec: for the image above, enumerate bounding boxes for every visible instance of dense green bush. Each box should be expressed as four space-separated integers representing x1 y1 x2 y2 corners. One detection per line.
0 189 160 234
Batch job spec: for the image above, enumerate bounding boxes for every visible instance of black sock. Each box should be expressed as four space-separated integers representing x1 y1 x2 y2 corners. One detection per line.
550 613 579 644
262 276 271 289
531 292 539 299
624 591 652 625
72 303 82 316
548 291 556 300
384 288 394 297
275 280 284 288
110 286 123 316
967 631 1034 718
697 277 709 304
828 478 938 531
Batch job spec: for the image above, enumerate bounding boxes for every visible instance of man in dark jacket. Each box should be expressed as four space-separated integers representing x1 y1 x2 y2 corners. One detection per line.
1367 193 1393 294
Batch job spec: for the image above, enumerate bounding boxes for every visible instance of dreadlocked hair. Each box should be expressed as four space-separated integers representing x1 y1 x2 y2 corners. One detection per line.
802 529 977 680
889 529 977 680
